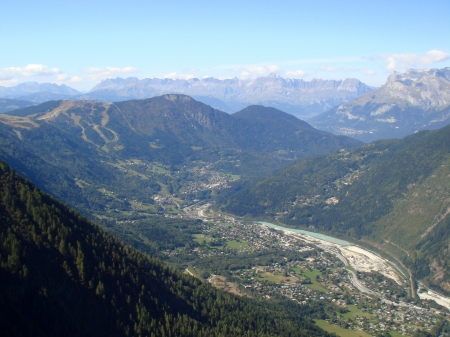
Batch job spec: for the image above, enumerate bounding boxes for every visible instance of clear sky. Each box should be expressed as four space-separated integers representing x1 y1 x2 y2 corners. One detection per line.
1 0 449 91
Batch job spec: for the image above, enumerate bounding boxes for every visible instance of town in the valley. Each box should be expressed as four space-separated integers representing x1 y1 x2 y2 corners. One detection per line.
103 160 450 336
165 205 449 337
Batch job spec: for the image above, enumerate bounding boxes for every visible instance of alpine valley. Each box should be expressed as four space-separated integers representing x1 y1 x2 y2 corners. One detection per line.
0 94 360 219
2 70 450 337
0 162 331 337
220 122 450 296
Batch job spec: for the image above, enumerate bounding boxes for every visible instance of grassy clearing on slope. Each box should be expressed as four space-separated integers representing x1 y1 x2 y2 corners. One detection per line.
153 164 168 174
314 320 370 337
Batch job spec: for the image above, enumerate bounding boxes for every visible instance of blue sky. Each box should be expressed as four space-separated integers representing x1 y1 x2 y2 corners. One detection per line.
1 0 449 91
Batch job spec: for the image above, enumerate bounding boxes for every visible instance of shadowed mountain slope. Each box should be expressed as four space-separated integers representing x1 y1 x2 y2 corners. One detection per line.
0 161 330 337
0 98 34 114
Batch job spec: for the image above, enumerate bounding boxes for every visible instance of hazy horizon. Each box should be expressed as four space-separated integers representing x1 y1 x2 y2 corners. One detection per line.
1 0 449 91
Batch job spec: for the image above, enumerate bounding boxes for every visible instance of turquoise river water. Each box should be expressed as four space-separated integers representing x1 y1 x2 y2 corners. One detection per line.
256 222 351 246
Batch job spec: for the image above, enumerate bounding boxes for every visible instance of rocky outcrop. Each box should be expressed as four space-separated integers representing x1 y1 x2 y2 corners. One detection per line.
310 67 450 142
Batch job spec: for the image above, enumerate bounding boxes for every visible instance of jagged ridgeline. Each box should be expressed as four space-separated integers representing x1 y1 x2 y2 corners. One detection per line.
310 67 450 142
220 123 450 294
0 162 331 337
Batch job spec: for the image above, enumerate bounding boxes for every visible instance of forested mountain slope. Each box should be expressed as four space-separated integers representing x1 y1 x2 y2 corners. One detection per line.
0 162 330 337
220 123 450 294
0 95 360 217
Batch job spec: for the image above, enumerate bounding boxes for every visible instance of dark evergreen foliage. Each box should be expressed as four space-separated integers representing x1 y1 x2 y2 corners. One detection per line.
0 162 331 337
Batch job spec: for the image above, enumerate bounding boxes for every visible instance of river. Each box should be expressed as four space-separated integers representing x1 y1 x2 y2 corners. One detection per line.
256 221 450 310
257 222 351 246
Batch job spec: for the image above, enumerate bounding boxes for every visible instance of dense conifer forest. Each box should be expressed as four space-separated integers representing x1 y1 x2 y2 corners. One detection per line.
0 161 332 337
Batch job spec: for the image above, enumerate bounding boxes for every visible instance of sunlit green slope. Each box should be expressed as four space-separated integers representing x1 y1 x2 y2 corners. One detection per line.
0 95 361 217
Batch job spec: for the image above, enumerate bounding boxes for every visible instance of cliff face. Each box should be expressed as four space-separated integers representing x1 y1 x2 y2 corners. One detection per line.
310 67 450 142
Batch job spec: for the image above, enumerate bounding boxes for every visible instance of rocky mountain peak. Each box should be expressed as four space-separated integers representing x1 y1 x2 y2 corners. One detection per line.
381 67 450 107
310 67 450 142
82 75 374 119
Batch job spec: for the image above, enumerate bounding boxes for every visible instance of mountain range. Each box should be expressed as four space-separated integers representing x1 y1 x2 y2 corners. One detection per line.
3 69 450 144
81 74 374 119
0 95 360 217
0 75 374 119
310 67 450 142
1 85 450 332
0 82 82 103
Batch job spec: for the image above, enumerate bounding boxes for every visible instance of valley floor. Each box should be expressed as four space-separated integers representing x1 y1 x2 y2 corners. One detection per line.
174 203 450 336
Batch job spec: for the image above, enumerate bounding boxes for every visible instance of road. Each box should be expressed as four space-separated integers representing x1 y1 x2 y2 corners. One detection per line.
347 270 380 296
318 244 381 297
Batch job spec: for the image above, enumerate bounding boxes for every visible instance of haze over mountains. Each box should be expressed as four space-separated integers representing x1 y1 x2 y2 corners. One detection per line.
82 74 374 119
0 98 34 113
0 75 374 119
3 68 450 144
0 82 82 103
310 67 450 141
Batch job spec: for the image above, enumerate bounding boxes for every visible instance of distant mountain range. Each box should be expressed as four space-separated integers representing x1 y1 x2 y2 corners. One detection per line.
0 76 374 119
82 74 374 119
310 67 450 142
4 68 450 144
0 81 82 103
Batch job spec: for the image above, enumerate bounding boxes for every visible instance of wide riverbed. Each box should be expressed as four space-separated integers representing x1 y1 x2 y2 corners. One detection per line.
257 222 351 246
256 221 450 310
